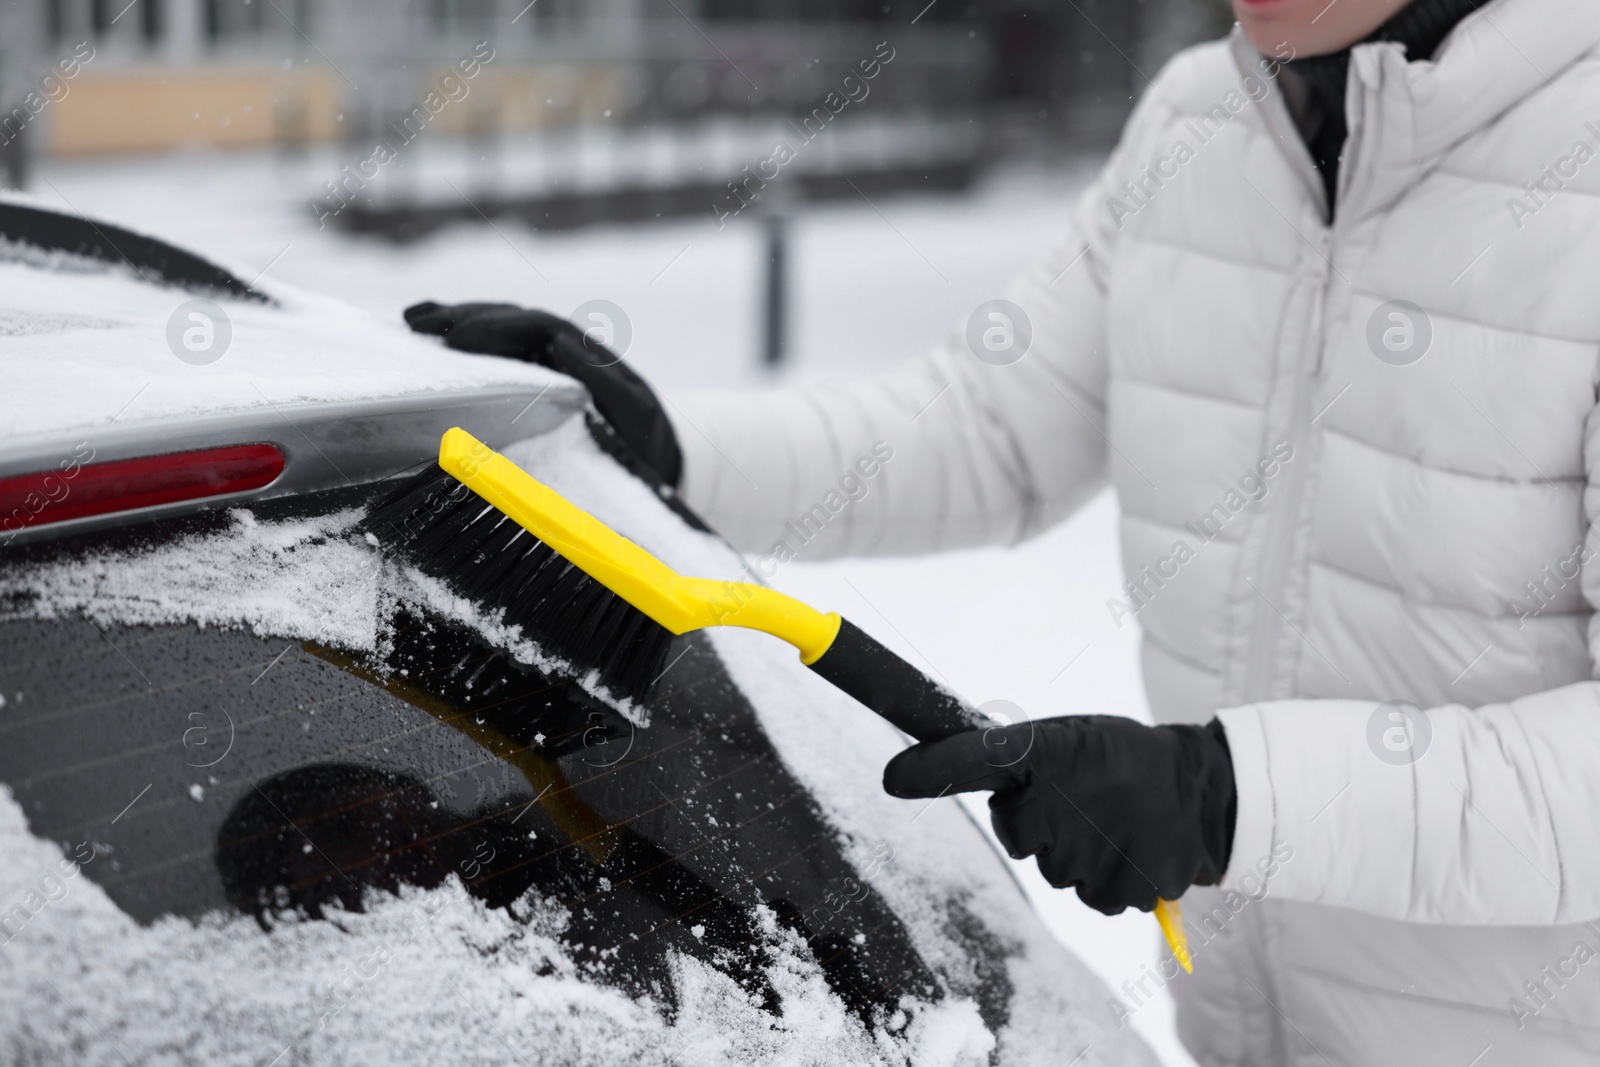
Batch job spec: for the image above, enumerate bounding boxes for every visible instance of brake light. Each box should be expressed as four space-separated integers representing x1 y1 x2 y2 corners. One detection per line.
0 443 285 534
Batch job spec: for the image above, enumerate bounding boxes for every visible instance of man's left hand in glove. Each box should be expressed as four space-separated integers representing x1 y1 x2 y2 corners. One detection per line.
404 301 682 490
883 715 1237 915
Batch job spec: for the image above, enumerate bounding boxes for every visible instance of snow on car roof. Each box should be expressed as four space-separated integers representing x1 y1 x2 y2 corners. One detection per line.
0 229 575 452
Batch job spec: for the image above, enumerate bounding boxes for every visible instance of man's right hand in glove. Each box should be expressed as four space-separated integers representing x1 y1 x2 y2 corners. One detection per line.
883 715 1237 916
404 301 683 489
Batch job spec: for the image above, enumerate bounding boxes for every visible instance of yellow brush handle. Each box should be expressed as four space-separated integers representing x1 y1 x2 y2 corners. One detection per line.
1155 898 1192 974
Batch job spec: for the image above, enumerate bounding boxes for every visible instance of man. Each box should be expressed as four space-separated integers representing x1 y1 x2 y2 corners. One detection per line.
406 0 1600 1061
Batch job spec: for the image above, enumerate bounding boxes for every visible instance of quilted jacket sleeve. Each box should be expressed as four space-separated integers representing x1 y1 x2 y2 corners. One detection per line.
1217 403 1600 925
1218 689 1600 925
664 128 1150 560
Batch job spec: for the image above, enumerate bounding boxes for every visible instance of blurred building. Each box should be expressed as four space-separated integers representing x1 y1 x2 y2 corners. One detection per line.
0 0 1229 172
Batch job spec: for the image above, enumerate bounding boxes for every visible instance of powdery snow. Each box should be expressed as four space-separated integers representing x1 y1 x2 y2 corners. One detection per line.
0 791 996 1067
0 506 384 651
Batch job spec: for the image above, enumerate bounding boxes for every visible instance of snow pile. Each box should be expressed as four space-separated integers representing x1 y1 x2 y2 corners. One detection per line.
0 788 994 1067
0 507 383 652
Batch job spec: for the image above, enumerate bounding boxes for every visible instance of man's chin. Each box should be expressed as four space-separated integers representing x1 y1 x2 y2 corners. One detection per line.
1234 0 1397 59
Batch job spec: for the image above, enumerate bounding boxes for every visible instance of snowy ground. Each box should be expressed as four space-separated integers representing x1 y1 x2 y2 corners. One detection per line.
29 142 1199 1067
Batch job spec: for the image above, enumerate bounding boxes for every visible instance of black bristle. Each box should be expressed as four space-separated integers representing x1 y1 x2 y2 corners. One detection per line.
362 465 675 706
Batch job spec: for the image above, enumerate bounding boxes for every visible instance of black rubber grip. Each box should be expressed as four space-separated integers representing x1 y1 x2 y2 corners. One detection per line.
807 618 989 741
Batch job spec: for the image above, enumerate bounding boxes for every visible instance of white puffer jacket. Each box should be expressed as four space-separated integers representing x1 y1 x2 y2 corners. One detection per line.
668 1 1600 1062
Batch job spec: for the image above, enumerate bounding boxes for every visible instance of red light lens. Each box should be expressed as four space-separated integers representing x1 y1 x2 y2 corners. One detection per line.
0 443 285 534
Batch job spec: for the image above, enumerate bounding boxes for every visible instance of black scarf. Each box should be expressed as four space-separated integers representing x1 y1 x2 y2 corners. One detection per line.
1280 0 1485 217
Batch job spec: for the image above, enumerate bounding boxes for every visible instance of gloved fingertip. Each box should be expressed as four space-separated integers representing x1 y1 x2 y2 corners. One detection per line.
1076 885 1130 917
885 728 1031 801
881 747 942 800
403 301 450 333
880 759 919 799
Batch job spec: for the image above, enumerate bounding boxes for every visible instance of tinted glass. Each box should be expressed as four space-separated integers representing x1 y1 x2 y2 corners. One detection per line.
0 488 1010 1030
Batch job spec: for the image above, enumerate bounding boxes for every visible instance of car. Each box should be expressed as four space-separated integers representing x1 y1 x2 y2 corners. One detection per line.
0 197 1157 1067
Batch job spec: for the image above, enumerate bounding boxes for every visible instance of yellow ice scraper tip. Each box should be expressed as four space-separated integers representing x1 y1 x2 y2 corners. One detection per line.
1156 899 1192 973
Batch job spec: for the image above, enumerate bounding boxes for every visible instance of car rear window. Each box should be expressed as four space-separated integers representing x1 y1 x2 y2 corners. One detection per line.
0 483 1010 1037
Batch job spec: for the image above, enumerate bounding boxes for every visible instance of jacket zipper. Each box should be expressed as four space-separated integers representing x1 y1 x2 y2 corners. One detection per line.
1241 228 1333 701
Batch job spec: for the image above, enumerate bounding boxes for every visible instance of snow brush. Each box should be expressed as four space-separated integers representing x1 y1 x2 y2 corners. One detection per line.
364 427 1192 972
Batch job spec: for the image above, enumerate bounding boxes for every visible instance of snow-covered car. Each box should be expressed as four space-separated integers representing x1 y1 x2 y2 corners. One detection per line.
0 198 1155 1067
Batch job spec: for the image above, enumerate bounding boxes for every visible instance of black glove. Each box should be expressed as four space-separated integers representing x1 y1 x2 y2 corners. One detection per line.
404 301 683 489
883 715 1236 915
